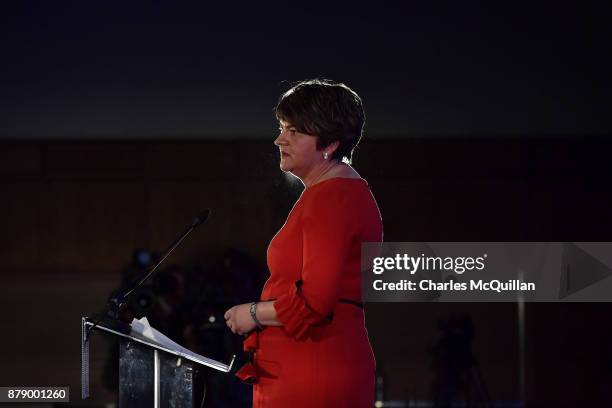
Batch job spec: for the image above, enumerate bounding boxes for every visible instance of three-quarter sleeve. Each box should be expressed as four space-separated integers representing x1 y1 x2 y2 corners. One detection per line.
274 187 355 340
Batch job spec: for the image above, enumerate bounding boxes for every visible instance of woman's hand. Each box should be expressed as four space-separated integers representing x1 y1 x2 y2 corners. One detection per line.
224 303 257 335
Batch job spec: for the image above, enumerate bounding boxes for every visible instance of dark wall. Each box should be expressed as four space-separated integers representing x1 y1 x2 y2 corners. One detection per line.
1 138 611 406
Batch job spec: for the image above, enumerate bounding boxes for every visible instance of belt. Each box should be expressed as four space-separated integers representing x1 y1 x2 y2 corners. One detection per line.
262 297 363 308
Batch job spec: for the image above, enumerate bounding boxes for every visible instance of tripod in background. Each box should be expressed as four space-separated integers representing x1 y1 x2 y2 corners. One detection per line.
430 315 492 408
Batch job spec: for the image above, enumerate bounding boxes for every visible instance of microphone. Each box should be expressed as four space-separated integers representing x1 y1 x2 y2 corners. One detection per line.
192 209 211 227
86 209 212 339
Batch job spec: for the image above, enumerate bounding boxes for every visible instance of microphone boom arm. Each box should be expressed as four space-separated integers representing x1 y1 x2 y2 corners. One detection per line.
86 209 211 340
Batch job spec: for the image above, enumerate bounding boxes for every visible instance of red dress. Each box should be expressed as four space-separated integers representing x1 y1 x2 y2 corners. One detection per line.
239 177 383 408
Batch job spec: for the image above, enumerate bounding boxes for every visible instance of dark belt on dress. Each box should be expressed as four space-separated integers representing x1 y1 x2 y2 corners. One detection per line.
263 279 364 309
261 297 363 308
337 298 364 308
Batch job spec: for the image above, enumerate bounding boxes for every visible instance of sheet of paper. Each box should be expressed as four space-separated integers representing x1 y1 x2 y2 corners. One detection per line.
130 317 199 358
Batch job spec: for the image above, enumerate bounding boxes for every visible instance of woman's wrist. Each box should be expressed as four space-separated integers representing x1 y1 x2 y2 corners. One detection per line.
249 302 264 329
253 300 282 326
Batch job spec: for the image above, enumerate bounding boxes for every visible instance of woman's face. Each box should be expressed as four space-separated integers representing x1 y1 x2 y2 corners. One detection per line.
274 120 322 178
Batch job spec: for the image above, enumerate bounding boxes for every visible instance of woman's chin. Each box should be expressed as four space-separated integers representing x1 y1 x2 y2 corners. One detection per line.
279 160 292 172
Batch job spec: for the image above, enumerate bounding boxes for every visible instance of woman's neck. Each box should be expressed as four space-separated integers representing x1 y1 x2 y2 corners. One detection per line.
301 161 358 188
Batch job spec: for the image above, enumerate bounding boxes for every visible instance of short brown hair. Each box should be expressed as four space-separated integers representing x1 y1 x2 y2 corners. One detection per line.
275 79 365 163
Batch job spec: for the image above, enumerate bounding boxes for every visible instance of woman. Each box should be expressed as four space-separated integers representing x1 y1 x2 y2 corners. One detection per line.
224 79 383 407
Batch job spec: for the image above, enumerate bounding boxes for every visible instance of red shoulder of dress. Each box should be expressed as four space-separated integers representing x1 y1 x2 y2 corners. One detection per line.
302 177 369 197
300 177 373 216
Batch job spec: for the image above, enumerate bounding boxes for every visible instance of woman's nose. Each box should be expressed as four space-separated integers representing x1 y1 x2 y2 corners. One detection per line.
274 132 288 146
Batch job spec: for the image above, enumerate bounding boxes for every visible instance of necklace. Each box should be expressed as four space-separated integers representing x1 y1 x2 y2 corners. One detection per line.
307 162 343 188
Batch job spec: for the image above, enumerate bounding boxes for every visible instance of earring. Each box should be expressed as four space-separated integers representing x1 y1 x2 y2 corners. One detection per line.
323 152 329 160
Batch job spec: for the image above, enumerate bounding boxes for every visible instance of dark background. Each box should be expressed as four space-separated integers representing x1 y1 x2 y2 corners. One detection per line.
1 2 611 407
1 2 610 139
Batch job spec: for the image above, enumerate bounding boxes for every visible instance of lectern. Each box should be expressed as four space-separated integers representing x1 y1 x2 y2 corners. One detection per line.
82 317 235 407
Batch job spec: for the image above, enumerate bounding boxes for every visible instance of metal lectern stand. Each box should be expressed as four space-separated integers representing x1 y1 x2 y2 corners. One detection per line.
82 317 235 408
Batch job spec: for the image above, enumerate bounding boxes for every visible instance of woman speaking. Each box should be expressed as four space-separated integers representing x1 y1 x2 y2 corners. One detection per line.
224 79 383 407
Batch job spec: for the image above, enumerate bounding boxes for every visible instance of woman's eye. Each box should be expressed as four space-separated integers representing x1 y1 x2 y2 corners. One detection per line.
278 126 297 135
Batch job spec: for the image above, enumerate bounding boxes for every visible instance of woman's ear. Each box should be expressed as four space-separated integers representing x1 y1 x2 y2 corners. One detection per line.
325 141 340 157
